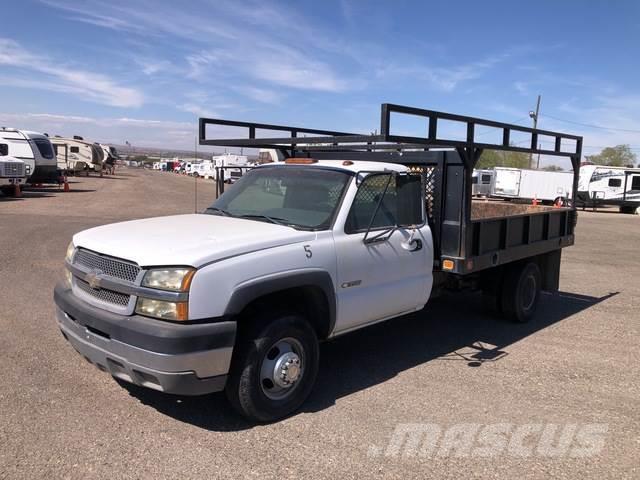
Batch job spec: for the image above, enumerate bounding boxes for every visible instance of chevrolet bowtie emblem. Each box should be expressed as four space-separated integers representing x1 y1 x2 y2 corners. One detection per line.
86 270 103 289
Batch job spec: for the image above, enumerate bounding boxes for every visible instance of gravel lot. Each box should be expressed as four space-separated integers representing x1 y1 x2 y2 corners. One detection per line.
1 168 638 479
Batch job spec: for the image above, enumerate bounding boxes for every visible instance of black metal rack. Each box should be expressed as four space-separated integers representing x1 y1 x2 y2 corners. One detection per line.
199 103 583 275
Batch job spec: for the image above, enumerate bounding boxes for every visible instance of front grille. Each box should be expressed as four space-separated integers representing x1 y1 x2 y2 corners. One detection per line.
0 161 25 178
74 249 140 283
76 278 131 306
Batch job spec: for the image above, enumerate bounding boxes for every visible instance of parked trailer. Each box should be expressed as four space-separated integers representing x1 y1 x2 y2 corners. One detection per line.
491 167 573 204
576 164 640 214
52 136 104 175
472 169 494 196
54 103 582 422
0 128 58 184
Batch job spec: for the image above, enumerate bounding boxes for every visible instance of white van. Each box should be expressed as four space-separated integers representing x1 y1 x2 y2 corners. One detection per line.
211 154 250 182
0 128 58 184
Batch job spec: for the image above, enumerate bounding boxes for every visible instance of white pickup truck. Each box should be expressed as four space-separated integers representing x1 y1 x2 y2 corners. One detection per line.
0 155 26 196
54 104 583 421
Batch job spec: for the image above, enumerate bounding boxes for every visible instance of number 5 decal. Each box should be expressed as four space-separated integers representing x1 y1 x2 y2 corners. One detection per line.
304 245 312 258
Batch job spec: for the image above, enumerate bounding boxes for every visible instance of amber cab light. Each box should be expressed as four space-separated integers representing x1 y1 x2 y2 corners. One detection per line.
284 158 317 164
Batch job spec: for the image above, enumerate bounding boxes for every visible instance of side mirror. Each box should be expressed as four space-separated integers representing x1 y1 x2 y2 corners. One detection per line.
0 143 8 156
396 173 424 227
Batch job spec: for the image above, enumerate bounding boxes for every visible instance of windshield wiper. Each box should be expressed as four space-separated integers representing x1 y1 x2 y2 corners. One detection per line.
238 214 292 227
205 207 233 217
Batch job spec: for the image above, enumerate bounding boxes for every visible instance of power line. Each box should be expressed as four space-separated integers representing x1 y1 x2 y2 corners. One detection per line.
541 113 640 134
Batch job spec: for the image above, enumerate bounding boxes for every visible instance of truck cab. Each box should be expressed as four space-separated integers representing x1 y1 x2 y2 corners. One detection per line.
54 103 582 422
0 142 27 195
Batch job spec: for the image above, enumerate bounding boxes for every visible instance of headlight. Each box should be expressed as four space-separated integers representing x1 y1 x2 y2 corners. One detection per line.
65 241 75 263
141 268 195 291
64 269 73 288
136 298 188 321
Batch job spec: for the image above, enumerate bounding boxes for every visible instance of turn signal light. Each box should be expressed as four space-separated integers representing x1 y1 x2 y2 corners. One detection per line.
442 259 455 271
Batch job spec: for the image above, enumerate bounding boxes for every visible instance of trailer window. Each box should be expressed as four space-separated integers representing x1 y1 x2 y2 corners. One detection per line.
345 174 397 233
608 178 622 188
33 138 54 159
481 174 492 184
632 176 640 191
70 146 79 153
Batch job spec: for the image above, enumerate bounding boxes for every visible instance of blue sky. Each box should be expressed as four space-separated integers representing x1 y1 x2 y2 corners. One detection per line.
1 0 639 162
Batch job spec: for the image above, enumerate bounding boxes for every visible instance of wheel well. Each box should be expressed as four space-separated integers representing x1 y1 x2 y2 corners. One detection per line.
479 250 562 294
238 286 332 340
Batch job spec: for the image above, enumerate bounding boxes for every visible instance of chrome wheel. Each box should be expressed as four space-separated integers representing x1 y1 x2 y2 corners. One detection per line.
260 337 305 400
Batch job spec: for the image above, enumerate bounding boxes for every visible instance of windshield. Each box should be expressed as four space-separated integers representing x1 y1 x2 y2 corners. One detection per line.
205 166 351 230
33 138 54 159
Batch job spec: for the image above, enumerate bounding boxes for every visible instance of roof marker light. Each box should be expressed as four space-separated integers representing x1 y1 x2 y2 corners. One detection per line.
284 158 317 164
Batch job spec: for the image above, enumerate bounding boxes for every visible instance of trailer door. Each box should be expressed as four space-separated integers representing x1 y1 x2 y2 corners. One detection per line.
493 169 521 197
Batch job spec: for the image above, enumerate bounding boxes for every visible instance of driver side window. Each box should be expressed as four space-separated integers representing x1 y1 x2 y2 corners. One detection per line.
345 174 397 233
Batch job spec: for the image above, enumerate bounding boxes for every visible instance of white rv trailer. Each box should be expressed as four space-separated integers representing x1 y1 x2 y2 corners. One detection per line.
52 136 105 174
472 169 494 196
490 167 573 204
577 164 640 213
0 128 58 184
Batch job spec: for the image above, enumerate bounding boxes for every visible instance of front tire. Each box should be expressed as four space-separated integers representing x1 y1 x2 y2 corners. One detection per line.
225 313 319 422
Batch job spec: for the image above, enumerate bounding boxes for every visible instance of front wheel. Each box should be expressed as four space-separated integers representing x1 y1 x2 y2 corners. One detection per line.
225 314 319 422
500 262 541 323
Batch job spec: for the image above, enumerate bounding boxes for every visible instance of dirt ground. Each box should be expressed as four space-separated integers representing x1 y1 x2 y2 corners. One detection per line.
1 168 638 479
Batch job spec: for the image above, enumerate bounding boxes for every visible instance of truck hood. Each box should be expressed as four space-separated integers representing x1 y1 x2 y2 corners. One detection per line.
72 214 316 267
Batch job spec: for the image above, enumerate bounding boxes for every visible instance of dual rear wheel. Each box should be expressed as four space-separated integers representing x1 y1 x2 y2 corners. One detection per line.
484 261 542 323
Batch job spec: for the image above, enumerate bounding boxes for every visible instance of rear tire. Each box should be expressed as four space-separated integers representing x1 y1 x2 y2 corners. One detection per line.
500 262 541 323
225 313 319 422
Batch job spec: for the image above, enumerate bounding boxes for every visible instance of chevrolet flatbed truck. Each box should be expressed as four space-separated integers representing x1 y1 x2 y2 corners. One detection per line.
54 104 583 421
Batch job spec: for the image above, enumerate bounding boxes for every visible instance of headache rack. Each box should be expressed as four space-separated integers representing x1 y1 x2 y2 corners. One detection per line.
199 103 583 275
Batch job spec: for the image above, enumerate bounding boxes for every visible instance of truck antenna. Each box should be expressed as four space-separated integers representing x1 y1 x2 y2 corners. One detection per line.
194 133 198 213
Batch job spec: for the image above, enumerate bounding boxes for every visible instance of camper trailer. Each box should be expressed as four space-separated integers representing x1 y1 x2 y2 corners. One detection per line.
490 167 573 204
52 136 104 175
0 128 58 184
577 164 640 213
99 144 118 173
472 169 494 196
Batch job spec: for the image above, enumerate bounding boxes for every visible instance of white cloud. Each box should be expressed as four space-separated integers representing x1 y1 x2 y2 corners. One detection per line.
232 85 283 104
0 38 143 108
376 53 511 93
42 0 356 93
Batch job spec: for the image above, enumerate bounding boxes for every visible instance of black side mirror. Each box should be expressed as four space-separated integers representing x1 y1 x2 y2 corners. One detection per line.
0 143 8 156
396 173 424 227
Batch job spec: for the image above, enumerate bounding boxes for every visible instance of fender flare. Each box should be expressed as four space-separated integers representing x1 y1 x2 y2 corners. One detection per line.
224 270 336 336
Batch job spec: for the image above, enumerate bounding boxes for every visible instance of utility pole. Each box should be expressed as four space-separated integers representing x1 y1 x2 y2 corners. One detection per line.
529 94 541 169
